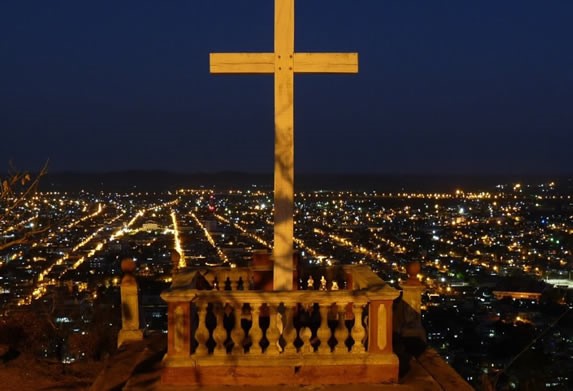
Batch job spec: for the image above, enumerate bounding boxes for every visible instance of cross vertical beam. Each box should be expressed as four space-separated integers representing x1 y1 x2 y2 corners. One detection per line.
273 0 295 290
210 0 358 291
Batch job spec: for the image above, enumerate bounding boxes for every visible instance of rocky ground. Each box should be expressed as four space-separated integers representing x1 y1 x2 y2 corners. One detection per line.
0 351 105 391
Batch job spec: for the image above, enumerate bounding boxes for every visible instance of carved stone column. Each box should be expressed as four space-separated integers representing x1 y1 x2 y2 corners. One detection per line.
212 303 227 356
350 303 366 353
266 303 281 355
194 301 209 355
248 303 263 354
317 304 331 354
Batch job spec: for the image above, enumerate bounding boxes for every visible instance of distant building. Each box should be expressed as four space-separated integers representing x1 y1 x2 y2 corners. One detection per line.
142 220 160 232
492 290 542 302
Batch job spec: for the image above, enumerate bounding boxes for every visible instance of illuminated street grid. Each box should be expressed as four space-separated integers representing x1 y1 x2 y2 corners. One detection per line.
1 183 571 307
0 182 572 385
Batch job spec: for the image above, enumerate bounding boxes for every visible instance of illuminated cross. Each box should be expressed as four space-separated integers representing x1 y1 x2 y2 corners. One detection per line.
210 0 358 290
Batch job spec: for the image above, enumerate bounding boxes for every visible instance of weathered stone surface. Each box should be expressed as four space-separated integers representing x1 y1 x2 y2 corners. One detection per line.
162 362 399 386
91 334 166 391
118 329 144 348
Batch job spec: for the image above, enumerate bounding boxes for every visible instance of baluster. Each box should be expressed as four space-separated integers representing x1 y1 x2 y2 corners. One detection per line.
343 302 354 353
231 304 244 354
282 304 296 354
300 303 313 353
224 277 232 291
363 306 369 350
241 304 252 353
266 303 281 355
212 302 226 356
194 301 209 355
237 276 245 291
317 303 331 353
333 305 347 353
351 303 366 353
249 303 262 354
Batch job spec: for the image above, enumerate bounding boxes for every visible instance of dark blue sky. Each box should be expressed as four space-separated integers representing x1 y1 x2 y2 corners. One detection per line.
1 0 572 174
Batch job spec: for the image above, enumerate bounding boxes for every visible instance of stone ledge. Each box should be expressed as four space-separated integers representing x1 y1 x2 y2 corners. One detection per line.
163 351 399 368
118 329 144 348
162 352 399 386
162 362 399 386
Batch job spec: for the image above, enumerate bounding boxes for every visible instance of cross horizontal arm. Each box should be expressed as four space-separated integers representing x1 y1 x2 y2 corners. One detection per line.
294 52 358 73
210 53 275 74
210 52 359 75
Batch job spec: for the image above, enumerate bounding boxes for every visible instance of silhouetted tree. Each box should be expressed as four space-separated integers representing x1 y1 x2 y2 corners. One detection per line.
0 161 49 251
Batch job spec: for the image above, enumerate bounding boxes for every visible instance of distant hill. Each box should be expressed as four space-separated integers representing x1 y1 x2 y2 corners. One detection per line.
36 171 573 193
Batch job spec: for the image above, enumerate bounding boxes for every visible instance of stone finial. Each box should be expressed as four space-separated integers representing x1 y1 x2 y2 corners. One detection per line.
307 275 315 290
121 258 136 273
405 260 421 285
121 258 137 283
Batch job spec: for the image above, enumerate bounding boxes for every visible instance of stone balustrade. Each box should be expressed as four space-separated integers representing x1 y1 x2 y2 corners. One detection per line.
161 265 400 386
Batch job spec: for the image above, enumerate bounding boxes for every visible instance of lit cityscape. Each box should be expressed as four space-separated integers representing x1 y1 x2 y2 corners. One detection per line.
1 179 572 388
1 0 572 388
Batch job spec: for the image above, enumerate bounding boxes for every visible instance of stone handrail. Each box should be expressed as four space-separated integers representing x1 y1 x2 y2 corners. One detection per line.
343 265 388 291
170 267 253 291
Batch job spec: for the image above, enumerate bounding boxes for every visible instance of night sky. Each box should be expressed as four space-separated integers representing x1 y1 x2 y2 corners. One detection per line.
1 0 572 175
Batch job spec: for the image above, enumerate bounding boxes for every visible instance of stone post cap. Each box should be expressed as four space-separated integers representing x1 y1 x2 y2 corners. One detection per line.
121 258 137 274
405 260 422 285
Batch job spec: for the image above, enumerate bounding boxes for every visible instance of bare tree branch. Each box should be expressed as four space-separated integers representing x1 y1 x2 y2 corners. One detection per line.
0 226 50 251
2 160 49 214
0 160 50 252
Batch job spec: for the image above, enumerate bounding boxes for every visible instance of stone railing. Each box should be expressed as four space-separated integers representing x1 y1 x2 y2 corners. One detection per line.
171 267 254 291
161 265 400 386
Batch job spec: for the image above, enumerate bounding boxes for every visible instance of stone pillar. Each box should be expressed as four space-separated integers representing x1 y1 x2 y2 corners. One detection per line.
398 261 426 342
251 250 274 291
167 302 192 357
364 295 400 382
367 300 394 355
171 250 181 275
117 258 144 347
